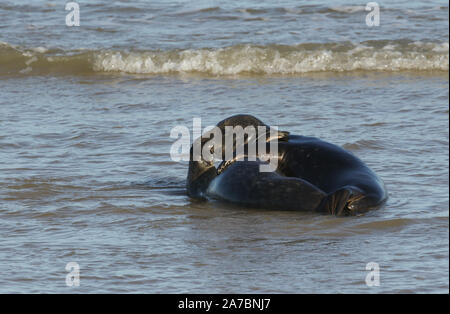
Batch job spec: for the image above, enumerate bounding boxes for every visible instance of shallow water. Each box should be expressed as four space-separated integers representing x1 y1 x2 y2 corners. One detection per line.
0 0 448 293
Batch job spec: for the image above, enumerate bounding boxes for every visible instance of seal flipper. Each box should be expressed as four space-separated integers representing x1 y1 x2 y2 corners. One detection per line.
321 186 365 216
187 166 217 199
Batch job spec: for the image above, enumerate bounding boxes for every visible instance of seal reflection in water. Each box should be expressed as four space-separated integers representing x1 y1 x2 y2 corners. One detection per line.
186 115 387 216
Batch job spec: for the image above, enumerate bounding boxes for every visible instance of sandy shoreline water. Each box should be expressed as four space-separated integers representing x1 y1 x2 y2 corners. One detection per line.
0 0 448 293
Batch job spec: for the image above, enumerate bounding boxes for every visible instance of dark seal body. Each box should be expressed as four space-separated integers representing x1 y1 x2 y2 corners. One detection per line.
187 115 387 216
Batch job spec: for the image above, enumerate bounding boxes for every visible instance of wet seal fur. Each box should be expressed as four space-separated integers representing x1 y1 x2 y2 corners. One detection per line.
186 114 387 216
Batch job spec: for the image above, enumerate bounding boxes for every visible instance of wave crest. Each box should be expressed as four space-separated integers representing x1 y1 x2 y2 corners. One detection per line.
1 41 448 76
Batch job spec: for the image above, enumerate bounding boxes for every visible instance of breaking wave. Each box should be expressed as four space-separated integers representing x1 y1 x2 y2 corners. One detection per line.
1 40 448 76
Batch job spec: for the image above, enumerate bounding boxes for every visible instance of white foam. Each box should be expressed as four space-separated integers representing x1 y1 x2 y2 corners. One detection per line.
93 43 449 75
329 6 366 14
31 47 48 54
432 42 449 53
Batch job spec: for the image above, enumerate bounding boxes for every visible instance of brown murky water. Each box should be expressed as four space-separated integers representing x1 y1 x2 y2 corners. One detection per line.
0 0 448 293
